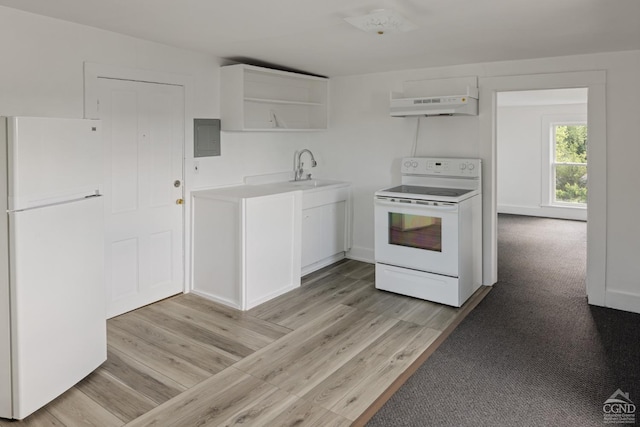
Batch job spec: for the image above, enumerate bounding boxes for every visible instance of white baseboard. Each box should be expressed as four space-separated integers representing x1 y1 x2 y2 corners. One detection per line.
190 289 241 310
498 204 586 221
301 252 346 276
346 246 375 264
605 289 640 315
246 283 299 310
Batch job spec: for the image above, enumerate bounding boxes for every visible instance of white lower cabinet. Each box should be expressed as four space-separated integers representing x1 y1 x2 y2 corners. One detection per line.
191 182 351 310
192 188 301 311
301 186 350 275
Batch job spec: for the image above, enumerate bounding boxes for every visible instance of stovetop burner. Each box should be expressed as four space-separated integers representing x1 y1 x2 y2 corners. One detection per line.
376 157 482 203
381 185 473 198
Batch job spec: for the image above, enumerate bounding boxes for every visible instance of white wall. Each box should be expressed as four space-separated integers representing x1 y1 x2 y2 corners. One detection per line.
306 72 484 262
3 5 640 314
314 50 640 314
0 6 313 189
0 6 313 296
497 103 587 220
0 8 216 121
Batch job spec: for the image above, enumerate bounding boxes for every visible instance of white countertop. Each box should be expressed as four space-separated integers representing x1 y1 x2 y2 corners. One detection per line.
192 179 350 201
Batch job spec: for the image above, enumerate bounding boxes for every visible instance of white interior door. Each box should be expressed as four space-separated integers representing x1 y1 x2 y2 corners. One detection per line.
98 78 184 318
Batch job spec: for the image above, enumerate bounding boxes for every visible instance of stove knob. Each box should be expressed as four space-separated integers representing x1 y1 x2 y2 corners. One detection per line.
404 161 411 168
460 163 467 170
468 163 475 170
411 161 418 168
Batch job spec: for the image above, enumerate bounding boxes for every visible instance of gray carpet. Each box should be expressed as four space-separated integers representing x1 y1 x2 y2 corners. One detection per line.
367 214 640 426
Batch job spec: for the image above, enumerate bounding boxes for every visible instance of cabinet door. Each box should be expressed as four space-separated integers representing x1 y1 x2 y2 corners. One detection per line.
302 206 325 268
302 201 348 270
245 193 301 309
326 201 347 255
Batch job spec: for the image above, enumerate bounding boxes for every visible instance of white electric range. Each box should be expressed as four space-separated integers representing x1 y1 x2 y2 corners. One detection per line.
374 157 482 307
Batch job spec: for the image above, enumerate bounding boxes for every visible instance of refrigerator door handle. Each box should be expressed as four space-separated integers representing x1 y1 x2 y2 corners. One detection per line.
9 194 103 213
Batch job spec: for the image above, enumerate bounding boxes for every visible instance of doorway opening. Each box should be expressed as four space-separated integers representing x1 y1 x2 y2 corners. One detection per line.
479 70 605 305
497 88 588 220
496 88 588 287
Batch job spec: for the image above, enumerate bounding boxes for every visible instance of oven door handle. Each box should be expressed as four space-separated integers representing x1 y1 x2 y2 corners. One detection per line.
375 199 458 211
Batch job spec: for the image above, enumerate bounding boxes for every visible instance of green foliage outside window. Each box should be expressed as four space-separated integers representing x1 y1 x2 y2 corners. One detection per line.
554 125 587 204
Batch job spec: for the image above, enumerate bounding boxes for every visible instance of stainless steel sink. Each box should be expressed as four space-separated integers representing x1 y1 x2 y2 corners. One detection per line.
255 178 349 209
266 179 342 191
287 179 335 188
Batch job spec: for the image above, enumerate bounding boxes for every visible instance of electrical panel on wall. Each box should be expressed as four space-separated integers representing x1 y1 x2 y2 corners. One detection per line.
194 119 221 157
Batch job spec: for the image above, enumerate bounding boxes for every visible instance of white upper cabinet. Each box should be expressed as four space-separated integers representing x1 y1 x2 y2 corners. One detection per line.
220 64 328 131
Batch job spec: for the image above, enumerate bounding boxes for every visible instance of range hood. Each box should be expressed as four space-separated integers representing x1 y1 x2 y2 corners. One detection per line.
390 86 479 117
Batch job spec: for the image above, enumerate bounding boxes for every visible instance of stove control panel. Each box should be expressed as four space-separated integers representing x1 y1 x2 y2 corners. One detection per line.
401 157 481 177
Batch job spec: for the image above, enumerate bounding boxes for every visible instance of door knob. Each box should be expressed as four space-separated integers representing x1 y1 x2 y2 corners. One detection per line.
176 198 184 205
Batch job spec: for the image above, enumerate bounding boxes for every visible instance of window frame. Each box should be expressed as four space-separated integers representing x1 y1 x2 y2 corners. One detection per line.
540 114 588 209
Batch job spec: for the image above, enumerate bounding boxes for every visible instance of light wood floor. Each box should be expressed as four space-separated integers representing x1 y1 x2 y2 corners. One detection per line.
1 260 488 426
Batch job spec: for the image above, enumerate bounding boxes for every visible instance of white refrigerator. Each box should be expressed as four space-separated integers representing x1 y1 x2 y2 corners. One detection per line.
0 117 106 420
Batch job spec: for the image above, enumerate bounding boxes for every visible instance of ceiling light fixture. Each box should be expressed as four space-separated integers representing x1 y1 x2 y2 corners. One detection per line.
344 9 418 35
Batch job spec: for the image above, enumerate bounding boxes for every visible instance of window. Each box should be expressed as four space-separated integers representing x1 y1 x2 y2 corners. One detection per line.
551 123 587 205
540 113 588 209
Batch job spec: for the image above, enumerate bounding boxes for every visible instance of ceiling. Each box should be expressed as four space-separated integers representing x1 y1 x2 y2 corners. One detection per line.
1 0 639 77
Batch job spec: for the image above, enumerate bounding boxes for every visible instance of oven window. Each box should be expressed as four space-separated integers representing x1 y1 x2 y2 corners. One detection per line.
388 213 442 252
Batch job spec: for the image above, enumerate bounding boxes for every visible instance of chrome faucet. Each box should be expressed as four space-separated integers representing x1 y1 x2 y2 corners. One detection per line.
293 149 317 181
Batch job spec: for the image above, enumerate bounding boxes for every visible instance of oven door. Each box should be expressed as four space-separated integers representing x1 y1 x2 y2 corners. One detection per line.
374 197 459 277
